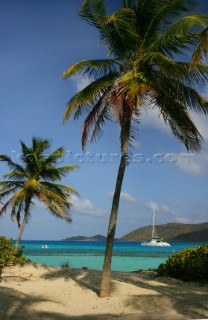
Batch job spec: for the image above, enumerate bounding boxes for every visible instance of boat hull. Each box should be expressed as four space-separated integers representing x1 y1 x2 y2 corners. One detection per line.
141 241 171 247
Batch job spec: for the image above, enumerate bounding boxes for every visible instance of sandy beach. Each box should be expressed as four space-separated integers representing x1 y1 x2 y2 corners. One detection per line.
0 263 207 320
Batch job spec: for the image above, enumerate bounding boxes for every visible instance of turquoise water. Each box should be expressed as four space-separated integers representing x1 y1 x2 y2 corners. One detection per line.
20 241 207 272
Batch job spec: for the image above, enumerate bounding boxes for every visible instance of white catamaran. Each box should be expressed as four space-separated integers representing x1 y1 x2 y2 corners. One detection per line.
141 204 171 247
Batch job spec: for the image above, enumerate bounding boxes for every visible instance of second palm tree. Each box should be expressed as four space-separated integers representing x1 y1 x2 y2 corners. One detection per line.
0 137 79 248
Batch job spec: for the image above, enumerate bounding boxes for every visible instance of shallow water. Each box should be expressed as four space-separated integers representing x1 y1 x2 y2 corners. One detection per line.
20 240 207 271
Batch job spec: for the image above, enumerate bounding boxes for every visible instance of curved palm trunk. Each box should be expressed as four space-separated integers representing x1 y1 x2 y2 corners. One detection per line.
15 214 27 248
99 116 131 298
15 197 31 248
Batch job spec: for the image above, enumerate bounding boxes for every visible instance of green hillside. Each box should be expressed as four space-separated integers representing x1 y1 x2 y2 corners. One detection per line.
121 222 208 241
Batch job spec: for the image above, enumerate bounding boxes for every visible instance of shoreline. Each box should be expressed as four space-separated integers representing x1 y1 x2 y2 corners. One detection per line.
0 263 208 319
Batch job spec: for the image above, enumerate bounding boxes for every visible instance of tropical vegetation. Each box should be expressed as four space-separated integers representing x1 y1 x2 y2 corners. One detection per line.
62 0 208 297
0 137 79 248
157 244 208 282
0 236 27 279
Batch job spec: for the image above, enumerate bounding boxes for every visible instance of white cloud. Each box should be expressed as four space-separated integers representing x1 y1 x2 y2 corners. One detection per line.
175 216 190 223
108 191 136 203
145 201 177 217
173 111 208 176
141 107 171 133
140 107 208 177
145 200 159 212
120 192 136 203
144 201 206 225
70 195 107 217
141 107 208 147
175 151 208 176
190 111 208 142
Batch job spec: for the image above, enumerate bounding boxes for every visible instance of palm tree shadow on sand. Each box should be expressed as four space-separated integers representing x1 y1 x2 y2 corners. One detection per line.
41 268 108 295
1 267 208 319
0 283 142 320
0 286 133 320
41 267 208 319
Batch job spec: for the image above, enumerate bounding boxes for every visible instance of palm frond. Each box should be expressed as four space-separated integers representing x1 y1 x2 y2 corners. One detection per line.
136 0 191 46
41 182 79 197
79 0 137 57
12 189 27 205
154 90 202 151
0 180 23 189
149 15 208 55
63 72 118 121
81 93 111 148
138 52 183 76
3 171 30 180
51 200 71 219
0 155 25 173
56 165 80 177
16 202 24 228
40 165 79 182
10 201 24 228
188 64 208 84
0 199 13 217
102 8 140 55
191 27 208 68
79 0 107 29
31 137 51 155
38 191 72 222
24 195 33 224
44 147 65 166
163 107 202 152
0 187 21 200
141 55 208 85
25 179 69 205
40 167 63 181
161 61 208 84
63 59 118 79
150 70 208 114
19 141 30 162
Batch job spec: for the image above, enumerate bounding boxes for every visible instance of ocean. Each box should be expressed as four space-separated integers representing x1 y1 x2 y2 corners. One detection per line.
19 240 207 272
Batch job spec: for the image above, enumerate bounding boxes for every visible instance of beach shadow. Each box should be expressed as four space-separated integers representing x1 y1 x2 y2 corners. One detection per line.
41 267 118 296
0 285 147 320
111 270 208 319
41 267 208 319
0 286 50 320
1 268 208 319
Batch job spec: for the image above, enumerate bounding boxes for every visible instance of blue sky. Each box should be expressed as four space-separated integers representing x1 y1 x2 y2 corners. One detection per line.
0 0 208 240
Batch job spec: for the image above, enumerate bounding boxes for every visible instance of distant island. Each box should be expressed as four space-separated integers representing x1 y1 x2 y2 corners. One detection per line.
62 234 120 241
62 222 208 242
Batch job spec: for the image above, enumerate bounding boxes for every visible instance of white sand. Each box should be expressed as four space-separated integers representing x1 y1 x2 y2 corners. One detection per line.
0 263 207 320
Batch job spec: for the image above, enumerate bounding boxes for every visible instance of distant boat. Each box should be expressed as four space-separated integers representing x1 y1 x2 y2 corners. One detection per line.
41 245 48 248
141 204 171 247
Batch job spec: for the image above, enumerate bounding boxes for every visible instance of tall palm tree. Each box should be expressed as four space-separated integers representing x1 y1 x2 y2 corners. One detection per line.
62 0 208 297
0 137 79 248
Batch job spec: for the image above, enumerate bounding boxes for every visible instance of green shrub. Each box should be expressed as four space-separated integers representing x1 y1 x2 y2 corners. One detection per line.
0 236 27 279
60 261 70 268
157 244 208 282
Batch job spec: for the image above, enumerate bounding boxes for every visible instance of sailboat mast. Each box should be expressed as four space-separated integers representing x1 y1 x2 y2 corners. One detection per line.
152 203 155 238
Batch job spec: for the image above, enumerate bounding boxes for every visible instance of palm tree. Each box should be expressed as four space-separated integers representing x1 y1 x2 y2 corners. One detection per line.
62 0 208 297
0 137 79 248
